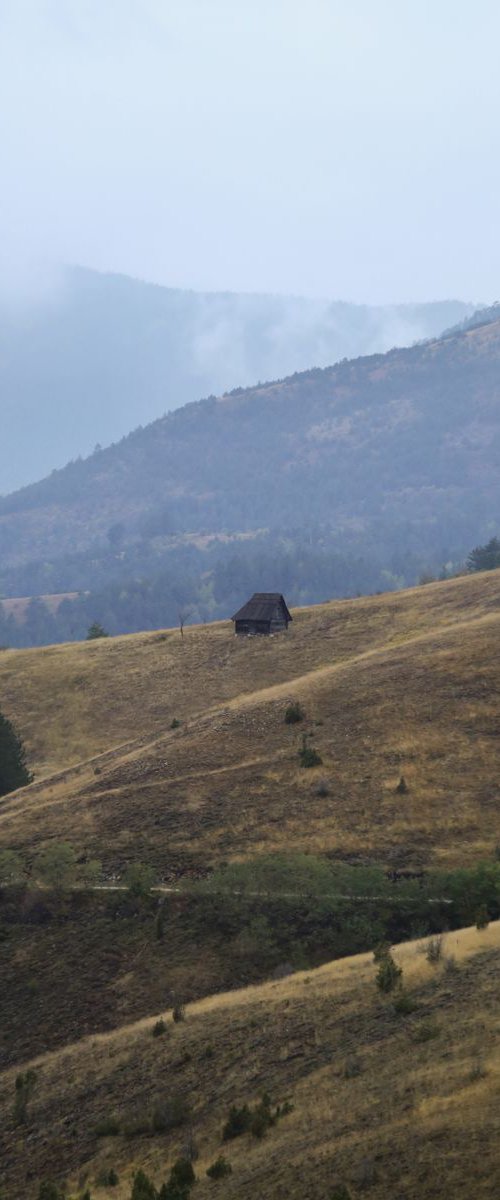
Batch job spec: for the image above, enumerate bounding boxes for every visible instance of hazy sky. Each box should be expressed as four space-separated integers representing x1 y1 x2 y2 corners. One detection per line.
1 0 500 304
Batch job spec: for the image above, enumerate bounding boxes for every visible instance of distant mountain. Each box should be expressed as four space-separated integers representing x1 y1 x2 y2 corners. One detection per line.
1 302 500 595
0 265 472 492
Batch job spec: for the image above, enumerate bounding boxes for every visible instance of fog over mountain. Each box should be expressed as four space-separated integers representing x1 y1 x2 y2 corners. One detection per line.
0 267 472 493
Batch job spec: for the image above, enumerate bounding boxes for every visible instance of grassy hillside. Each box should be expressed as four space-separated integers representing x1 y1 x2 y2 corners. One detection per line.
2 571 500 871
1 921 499 1199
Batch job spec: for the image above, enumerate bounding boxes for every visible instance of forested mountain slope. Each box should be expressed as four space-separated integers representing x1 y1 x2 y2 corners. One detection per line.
1 266 469 493
2 304 499 565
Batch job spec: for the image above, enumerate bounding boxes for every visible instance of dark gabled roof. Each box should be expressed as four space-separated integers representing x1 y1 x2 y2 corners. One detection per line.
231 592 292 622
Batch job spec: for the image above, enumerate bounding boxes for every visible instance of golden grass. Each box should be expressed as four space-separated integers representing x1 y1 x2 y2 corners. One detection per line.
4 572 500 871
1 921 499 1198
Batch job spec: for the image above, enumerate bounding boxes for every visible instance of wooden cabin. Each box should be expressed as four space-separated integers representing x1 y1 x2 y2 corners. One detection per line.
231 593 292 636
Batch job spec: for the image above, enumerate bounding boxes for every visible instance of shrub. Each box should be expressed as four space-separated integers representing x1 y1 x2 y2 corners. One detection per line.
170 718 181 729
475 905 490 930
172 1003 186 1023
37 1186 65 1200
36 842 77 891
222 1104 251 1140
169 1160 196 1189
131 1171 157 1200
395 775 409 794
249 1093 275 1138
96 1169 119 1187
152 1018 167 1037
206 1156 233 1180
393 989 419 1016
373 940 391 963
13 1068 37 1125
284 703 304 725
94 1114 120 1137
124 861 156 898
412 1021 440 1043
330 1187 352 1200
425 935 444 965
342 1055 362 1079
314 778 330 797
376 952 402 993
298 735 322 768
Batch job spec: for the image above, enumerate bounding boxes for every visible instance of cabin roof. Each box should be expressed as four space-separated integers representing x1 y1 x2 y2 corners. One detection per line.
231 593 292 622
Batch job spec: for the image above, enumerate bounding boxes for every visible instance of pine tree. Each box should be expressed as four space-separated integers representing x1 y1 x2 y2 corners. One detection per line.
0 709 32 797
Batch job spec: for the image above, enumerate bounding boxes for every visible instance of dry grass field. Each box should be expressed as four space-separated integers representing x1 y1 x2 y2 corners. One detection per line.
2 571 500 872
1 921 500 1199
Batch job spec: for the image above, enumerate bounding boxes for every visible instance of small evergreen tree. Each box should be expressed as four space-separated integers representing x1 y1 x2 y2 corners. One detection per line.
467 537 500 573
0 709 32 797
376 951 402 993
86 621 109 640
131 1170 157 1200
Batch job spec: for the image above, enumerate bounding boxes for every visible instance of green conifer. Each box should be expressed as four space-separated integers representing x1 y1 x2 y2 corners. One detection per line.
0 709 32 797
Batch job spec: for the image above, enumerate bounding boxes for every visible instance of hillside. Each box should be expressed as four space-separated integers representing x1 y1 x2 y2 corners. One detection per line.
2 303 498 574
1 920 499 1199
5 302 500 646
0 266 469 494
3 571 500 873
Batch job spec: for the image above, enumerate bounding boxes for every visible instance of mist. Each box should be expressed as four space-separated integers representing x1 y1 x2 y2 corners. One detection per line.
1 0 500 306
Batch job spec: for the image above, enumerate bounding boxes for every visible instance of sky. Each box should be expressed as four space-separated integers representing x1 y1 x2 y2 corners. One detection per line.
1 0 500 305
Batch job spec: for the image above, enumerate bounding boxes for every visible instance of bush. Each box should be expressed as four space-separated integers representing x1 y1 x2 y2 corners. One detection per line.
37 1186 65 1200
169 1160 196 1189
395 775 409 794
131 1171 157 1200
298 735 322 768
206 1156 233 1180
172 1003 186 1023
284 703 304 725
476 905 490 930
249 1093 275 1138
314 778 330 797
170 718 181 729
392 989 419 1016
96 1168 119 1187
124 861 156 898
376 952 402 993
342 1055 362 1079
94 1114 120 1137
330 1188 352 1200
425 935 444 965
373 940 391 963
36 842 77 891
152 1018 167 1037
222 1104 251 1140
412 1020 440 1043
